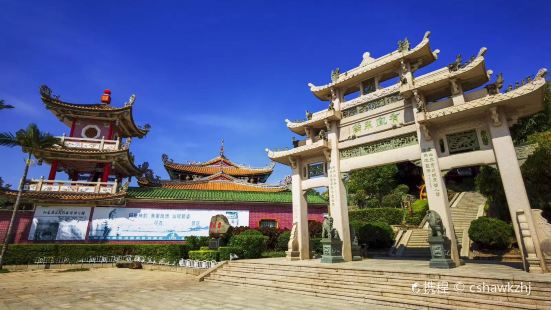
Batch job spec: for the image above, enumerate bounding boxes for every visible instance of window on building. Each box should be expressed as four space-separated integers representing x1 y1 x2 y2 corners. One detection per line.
259 219 278 228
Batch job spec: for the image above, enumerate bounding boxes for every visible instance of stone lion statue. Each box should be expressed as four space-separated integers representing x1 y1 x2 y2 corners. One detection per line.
427 210 445 237
322 215 340 240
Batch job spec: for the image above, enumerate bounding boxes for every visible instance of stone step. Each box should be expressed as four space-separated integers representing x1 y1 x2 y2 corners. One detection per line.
205 278 428 310
226 262 551 290
215 269 551 304
219 266 551 298
206 271 543 310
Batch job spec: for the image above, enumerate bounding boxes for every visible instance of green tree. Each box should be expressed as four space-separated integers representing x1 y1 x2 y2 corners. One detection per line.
0 100 14 110
475 166 510 221
347 164 409 208
522 132 551 220
0 124 58 269
511 83 551 144
0 177 11 208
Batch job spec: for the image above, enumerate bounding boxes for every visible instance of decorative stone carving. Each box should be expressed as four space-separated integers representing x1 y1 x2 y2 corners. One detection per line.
350 225 362 261
305 110 312 120
286 222 300 261
485 73 504 95
321 215 344 263
450 78 461 95
413 89 425 112
340 134 418 159
517 210 543 272
331 68 340 82
446 130 480 154
397 37 410 52
342 92 403 118
321 215 339 240
427 210 455 268
428 210 445 237
489 107 502 127
420 124 432 141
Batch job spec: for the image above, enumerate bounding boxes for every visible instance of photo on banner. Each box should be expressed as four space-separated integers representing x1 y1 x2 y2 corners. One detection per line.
89 207 249 241
28 206 91 241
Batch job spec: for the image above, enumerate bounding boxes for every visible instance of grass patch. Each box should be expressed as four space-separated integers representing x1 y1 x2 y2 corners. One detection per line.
0 269 9 273
58 268 90 273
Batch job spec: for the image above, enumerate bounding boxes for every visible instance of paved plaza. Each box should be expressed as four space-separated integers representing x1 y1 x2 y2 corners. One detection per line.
0 268 391 310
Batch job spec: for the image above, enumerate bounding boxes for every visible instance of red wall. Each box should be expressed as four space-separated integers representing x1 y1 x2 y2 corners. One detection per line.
0 211 34 244
1 202 327 244
125 201 326 230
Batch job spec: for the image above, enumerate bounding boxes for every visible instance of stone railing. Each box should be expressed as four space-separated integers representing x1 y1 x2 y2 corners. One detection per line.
58 134 122 151
24 178 119 194
33 255 218 269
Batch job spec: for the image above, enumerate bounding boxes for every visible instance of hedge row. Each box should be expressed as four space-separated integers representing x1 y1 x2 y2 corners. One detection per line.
349 208 403 225
3 244 190 265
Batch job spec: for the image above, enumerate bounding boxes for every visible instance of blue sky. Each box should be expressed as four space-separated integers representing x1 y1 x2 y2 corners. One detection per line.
0 0 549 187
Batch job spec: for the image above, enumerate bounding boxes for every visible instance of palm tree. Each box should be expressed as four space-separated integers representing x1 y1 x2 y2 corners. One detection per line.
0 100 14 110
0 123 58 269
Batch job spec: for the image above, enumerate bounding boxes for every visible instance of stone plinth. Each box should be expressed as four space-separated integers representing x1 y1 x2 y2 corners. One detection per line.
321 239 345 263
428 235 455 269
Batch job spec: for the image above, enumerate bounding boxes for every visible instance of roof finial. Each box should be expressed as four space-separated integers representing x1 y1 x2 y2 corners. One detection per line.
220 138 225 157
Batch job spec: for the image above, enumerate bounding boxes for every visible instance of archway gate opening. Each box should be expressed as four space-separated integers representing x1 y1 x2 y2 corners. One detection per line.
267 32 549 272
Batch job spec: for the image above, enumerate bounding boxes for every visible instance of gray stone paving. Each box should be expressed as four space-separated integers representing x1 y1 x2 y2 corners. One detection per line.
0 268 391 310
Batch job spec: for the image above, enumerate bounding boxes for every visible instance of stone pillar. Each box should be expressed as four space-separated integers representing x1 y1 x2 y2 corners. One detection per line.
327 121 352 261
416 124 460 265
291 158 310 260
488 109 545 272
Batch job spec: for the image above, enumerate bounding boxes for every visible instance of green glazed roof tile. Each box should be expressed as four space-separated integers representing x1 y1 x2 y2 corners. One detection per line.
126 187 327 204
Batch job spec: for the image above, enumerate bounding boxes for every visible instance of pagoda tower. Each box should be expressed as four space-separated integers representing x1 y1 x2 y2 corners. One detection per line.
5 85 150 205
267 31 549 272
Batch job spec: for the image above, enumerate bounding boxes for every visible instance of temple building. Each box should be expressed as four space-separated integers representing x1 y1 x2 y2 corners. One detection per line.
0 87 326 244
137 143 287 192
267 31 550 272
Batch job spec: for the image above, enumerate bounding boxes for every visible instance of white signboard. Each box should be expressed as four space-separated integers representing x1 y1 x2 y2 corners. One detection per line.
89 208 249 241
29 206 91 241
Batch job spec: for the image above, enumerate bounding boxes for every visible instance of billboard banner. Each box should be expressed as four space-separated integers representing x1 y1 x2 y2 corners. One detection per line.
89 208 249 241
28 206 91 241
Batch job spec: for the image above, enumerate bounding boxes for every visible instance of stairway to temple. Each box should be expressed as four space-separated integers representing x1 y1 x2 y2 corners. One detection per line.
400 192 486 259
202 259 551 309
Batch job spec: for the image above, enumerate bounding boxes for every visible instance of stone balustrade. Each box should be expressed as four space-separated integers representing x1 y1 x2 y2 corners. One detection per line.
57 134 122 151
24 178 119 194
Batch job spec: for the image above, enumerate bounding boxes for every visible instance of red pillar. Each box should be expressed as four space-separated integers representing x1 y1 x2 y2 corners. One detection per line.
101 163 111 182
69 119 77 137
72 171 79 181
107 122 114 140
48 160 58 180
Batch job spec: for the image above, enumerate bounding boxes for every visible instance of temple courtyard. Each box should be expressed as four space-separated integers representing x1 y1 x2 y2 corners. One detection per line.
0 267 390 310
2 258 551 309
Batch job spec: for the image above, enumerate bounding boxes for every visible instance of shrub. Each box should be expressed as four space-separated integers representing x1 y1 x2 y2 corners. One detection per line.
310 238 323 255
188 250 219 261
405 199 429 226
3 244 190 265
229 229 267 259
381 192 402 208
349 208 402 225
258 227 286 250
276 231 291 251
308 221 323 238
218 246 244 261
365 198 380 208
357 221 394 249
468 217 513 250
185 236 210 250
